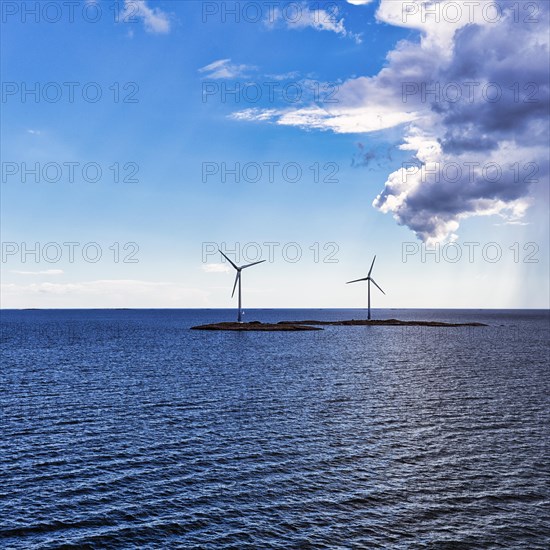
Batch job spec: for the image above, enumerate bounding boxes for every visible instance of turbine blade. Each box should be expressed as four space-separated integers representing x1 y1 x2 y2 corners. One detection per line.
346 277 369 284
231 272 240 298
367 255 376 277
241 259 266 269
219 249 239 271
370 277 385 295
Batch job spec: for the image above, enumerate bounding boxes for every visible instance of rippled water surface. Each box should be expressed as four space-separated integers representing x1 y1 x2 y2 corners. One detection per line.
1 309 549 549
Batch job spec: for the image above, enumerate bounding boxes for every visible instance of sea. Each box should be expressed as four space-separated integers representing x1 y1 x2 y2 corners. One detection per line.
1 309 549 549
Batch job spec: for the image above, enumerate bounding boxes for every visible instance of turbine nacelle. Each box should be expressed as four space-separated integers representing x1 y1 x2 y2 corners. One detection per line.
346 276 385 295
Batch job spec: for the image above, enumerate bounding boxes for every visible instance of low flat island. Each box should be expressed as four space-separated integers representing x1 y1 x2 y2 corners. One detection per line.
191 319 488 331
191 321 322 331
280 319 488 327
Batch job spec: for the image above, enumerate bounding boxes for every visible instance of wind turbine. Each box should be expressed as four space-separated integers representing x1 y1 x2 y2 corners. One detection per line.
219 250 265 323
346 255 386 320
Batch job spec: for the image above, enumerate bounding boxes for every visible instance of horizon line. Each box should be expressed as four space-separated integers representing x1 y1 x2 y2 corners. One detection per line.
2 308 549 312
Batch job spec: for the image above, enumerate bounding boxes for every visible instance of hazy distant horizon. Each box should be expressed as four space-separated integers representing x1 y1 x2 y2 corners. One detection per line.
2 307 550 311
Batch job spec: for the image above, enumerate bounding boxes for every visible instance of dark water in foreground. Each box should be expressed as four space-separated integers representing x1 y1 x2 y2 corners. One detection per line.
1 309 549 549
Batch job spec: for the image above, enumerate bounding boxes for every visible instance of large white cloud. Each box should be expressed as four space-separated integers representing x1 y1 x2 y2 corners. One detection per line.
233 0 549 243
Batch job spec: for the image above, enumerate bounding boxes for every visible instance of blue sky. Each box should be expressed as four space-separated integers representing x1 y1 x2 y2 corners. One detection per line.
1 0 548 309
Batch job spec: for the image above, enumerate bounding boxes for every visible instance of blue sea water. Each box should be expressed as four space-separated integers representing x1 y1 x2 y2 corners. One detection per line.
1 309 549 549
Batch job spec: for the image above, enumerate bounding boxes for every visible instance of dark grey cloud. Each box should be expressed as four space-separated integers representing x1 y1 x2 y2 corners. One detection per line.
231 0 549 242
373 0 549 242
352 143 393 170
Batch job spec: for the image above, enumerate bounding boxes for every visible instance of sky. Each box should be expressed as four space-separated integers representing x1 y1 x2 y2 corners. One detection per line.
1 0 549 309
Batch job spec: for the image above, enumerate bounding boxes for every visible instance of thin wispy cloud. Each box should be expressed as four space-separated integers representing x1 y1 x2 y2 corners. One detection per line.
1 280 209 308
11 269 64 276
202 263 230 273
198 59 255 79
232 108 280 123
122 0 171 34
230 103 417 133
267 2 362 43
265 71 301 81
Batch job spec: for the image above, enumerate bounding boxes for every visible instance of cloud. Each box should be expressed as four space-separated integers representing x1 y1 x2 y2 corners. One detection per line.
347 0 375 5
370 0 549 243
265 71 301 81
231 101 418 133
351 142 393 170
27 129 41 135
1 280 209 308
198 59 255 79
122 0 171 34
11 269 64 275
372 130 537 243
1 280 193 297
233 0 549 243
201 263 230 273
268 2 362 43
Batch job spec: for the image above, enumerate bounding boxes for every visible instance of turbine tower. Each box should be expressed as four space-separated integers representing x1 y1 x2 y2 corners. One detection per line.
219 250 265 323
346 255 386 320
